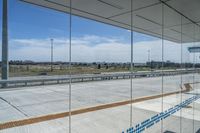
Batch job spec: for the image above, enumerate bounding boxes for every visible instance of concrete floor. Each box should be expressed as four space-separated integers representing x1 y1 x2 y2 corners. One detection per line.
0 91 199 133
0 74 200 133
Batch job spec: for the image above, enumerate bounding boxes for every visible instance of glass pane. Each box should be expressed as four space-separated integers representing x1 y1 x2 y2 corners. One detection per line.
162 4 182 133
70 0 131 132
0 0 70 132
131 2 163 133
193 24 200 132
0 1 2 78
1 1 199 133
181 17 198 133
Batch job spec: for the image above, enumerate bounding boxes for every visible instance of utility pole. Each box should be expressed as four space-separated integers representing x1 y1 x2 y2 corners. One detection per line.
148 49 152 71
50 39 54 72
2 0 8 87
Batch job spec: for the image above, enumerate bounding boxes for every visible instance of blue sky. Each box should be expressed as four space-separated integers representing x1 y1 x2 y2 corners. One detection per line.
0 0 194 62
6 0 157 42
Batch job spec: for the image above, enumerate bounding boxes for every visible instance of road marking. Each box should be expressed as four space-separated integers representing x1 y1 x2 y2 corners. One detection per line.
122 95 200 133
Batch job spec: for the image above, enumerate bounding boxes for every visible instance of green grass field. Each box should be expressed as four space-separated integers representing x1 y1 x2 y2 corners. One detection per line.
0 64 180 77
3 65 154 77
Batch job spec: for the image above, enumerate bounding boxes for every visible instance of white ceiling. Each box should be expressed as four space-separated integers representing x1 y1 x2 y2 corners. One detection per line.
20 0 200 43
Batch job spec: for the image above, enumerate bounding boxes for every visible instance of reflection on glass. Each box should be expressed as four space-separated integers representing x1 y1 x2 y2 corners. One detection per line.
0 0 199 133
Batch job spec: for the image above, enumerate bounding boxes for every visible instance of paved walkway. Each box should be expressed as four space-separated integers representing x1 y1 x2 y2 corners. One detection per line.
0 74 199 132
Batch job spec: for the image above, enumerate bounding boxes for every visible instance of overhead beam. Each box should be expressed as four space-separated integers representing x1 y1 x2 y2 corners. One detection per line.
160 0 200 27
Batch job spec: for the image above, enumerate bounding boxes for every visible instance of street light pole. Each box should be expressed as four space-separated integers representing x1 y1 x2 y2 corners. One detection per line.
148 49 152 71
148 49 150 63
50 39 54 72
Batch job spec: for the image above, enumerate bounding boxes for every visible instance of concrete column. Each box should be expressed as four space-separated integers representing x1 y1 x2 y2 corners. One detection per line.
2 0 9 82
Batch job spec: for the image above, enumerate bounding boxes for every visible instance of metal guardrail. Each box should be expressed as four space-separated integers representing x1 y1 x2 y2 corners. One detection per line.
0 69 198 88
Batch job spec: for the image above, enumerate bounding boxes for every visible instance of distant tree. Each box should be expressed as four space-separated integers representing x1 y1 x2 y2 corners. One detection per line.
106 65 109 69
26 65 29 71
92 62 97 65
97 64 101 69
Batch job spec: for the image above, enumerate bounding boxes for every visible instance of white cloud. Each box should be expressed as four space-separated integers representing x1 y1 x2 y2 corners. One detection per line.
2 35 199 63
